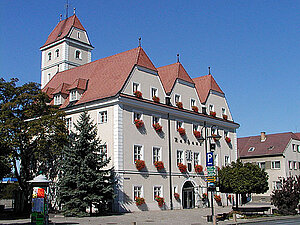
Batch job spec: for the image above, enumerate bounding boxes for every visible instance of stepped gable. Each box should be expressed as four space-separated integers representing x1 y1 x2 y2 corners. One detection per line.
43 47 157 107
238 132 300 158
193 74 224 103
157 62 194 94
41 15 86 48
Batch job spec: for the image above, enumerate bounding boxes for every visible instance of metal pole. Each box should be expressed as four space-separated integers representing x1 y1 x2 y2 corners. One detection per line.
168 113 173 210
211 150 214 221
204 122 209 208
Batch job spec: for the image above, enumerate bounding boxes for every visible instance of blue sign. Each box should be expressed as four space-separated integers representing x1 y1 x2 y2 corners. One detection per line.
206 152 213 167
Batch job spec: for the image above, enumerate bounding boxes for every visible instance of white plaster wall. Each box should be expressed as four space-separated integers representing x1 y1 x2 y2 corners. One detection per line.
69 28 90 45
205 93 232 121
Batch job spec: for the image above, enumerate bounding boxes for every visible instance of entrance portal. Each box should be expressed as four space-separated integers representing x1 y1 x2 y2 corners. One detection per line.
182 181 195 209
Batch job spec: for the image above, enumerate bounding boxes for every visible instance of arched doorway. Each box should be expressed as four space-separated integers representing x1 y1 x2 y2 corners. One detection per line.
182 181 195 209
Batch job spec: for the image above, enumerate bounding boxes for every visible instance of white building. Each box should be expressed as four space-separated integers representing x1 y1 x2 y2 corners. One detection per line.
41 14 239 212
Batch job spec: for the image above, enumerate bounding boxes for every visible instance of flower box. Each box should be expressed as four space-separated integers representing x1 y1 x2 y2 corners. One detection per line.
195 164 203 173
152 96 160 103
134 119 144 129
154 161 164 170
193 130 201 139
176 101 183 109
177 127 186 136
174 193 180 200
192 106 198 112
202 193 208 200
178 163 187 173
153 123 162 132
212 133 218 142
210 111 216 117
134 90 142 98
155 196 165 207
135 160 145 171
135 197 145 206
222 114 228 120
214 194 221 203
225 136 231 143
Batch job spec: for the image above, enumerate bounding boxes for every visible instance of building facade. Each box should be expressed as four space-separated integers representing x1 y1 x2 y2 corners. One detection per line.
42 15 239 212
238 132 300 202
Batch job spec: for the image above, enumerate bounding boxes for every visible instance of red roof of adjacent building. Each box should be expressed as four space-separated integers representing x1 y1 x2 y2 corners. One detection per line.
157 62 194 94
67 78 88 91
238 132 300 158
41 15 86 48
192 74 224 103
52 83 70 95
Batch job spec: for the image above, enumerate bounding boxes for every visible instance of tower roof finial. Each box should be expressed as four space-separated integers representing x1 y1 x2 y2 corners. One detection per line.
177 53 180 63
138 37 141 47
73 8 76 15
208 66 211 75
60 14 62 21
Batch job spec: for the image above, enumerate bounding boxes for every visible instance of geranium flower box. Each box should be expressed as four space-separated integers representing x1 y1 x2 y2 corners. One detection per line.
222 114 228 120
212 133 218 142
195 164 203 173
135 160 145 171
214 194 221 203
135 197 145 206
178 163 187 173
225 136 231 143
176 101 183 109
192 106 199 112
134 90 142 98
155 196 165 207
193 130 201 139
210 111 216 117
152 96 160 103
174 193 180 200
153 123 162 132
154 161 164 170
177 127 186 136
134 119 144 129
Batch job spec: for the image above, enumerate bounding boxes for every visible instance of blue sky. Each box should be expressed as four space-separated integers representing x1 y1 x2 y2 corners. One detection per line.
0 0 299 137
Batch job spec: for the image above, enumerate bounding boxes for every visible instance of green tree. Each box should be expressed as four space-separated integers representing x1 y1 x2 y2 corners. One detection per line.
58 112 114 216
0 78 67 212
271 175 300 215
217 160 269 209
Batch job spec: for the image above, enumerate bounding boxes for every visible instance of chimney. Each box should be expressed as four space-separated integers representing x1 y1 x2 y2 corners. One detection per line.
260 132 266 142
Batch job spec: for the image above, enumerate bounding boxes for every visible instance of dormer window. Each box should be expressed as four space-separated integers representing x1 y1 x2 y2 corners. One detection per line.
75 50 81 59
151 87 157 98
48 52 52 61
56 49 59 58
54 95 62 105
209 104 214 112
175 94 181 103
70 90 78 101
248 147 255 152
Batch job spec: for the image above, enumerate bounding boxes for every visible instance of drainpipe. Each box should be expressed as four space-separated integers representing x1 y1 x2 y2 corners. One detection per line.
168 113 173 210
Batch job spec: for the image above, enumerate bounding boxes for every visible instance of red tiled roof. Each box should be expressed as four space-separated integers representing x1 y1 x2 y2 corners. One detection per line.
157 62 194 94
52 83 70 95
67 78 88 91
43 47 156 107
41 15 86 48
44 87 55 98
295 133 300 139
192 74 224 103
238 132 300 158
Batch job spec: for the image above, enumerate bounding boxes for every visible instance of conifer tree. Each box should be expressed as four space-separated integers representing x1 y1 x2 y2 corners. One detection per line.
58 111 114 216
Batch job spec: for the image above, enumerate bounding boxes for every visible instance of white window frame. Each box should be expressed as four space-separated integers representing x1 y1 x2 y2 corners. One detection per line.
99 144 108 160
173 185 178 194
47 73 51 81
289 161 293 170
224 155 230 166
222 107 226 115
176 120 184 130
257 161 266 170
133 185 143 199
55 49 59 58
209 104 214 112
152 146 161 163
132 82 140 93
77 32 81 39
193 124 199 132
75 50 82 60
248 147 255 152
98 111 108 124
190 98 196 108
54 95 62 105
194 152 200 166
66 117 72 131
271 161 281 169
151 87 158 98
174 94 181 103
153 186 163 200
293 161 297 170
292 144 296 152
272 181 282 190
133 144 143 162
177 150 184 164
133 111 143 123
70 90 77 101
214 154 218 167
297 145 300 153
185 150 193 162
224 130 229 138
48 52 52 61
152 115 161 124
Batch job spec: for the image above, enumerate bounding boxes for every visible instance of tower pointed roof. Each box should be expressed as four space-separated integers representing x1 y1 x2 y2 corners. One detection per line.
157 62 194 94
41 15 87 48
192 74 224 103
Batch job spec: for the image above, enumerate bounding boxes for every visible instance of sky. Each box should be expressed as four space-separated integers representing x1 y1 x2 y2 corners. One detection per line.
0 0 299 138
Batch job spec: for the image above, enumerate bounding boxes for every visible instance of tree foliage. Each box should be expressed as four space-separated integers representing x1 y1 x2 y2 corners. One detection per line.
0 78 67 211
58 112 114 217
271 175 300 215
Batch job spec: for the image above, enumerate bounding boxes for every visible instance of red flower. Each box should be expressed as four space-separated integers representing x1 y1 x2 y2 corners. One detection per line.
155 196 165 207
177 127 186 136
134 119 144 129
135 160 145 171
193 130 201 139
223 114 228 120
214 194 221 202
153 123 162 132
135 197 145 206
174 193 180 200
154 161 164 170
152 96 160 103
225 136 231 143
195 165 203 173
178 163 187 173
212 133 218 142
210 111 216 117
176 101 183 109
192 106 198 112
202 193 208 199
134 91 142 98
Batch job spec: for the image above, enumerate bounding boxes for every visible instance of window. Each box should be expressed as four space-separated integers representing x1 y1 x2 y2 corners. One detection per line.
258 162 266 170
225 156 230 166
214 154 218 167
75 50 81 59
209 104 214 112
77 32 80 39
273 181 282 190
48 52 52 60
211 127 216 135
289 161 293 170
133 82 139 93
271 161 280 169
151 87 158 98
134 145 143 161
222 108 226 115
66 117 72 131
153 186 162 199
153 147 161 163
176 121 183 130
133 186 142 199
292 144 296 152
248 147 255 152
47 73 51 81
191 99 196 107
54 95 61 105
55 49 59 57
193 124 199 131
177 150 183 164
297 145 300 153
293 161 297 170
185 150 193 162
152 116 160 124
133 112 142 121
98 111 108 124
268 146 274 151
194 152 200 166
70 90 77 101
175 94 181 103
224 130 228 138
99 144 107 160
